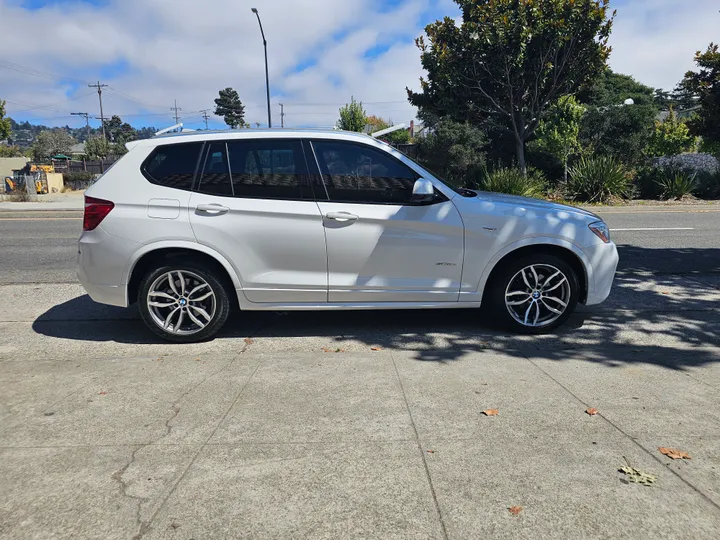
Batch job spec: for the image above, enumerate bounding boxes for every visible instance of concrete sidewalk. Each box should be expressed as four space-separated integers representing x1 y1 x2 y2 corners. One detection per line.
0 193 84 212
1 277 720 539
1 349 719 539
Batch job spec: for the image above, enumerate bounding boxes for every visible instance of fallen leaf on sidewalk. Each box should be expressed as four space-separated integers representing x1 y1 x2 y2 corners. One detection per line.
658 447 691 460
586 408 599 416
371 347 383 351
243 338 254 345
322 348 345 353
426 450 435 454
619 466 657 485
481 409 499 416
98 391 107 396
508 506 523 515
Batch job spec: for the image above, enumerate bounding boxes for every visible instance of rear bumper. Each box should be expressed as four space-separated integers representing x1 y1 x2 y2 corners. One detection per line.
77 227 139 308
584 241 619 306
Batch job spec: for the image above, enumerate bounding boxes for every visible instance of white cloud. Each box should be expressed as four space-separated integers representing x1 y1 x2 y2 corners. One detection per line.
0 0 435 129
608 0 719 90
0 0 716 131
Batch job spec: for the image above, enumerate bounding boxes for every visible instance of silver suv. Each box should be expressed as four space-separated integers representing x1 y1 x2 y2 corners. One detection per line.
78 129 618 342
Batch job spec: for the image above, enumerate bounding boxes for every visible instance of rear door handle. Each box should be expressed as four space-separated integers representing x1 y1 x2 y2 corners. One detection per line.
325 212 358 222
196 203 229 215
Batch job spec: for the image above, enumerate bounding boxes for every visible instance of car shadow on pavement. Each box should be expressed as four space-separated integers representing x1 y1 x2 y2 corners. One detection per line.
32 245 720 368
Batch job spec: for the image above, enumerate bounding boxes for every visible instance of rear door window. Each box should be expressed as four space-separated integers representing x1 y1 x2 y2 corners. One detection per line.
142 142 203 190
227 139 309 200
197 142 233 196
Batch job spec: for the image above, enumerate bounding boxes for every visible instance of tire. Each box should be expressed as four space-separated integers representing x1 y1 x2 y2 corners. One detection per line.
485 253 579 334
138 262 231 343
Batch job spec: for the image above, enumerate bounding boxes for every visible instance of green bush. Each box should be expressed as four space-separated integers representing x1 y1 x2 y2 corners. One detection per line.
696 169 720 199
481 167 546 198
565 156 631 203
62 171 96 190
635 166 665 199
656 168 696 200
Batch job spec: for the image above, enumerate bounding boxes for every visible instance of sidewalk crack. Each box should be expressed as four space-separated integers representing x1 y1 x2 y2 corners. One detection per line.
390 351 449 540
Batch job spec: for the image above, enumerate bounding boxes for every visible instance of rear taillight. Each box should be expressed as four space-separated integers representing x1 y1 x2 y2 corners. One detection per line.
83 196 114 231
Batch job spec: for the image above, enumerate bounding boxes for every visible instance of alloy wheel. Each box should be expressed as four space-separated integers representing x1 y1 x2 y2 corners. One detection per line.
146 270 217 335
504 264 572 328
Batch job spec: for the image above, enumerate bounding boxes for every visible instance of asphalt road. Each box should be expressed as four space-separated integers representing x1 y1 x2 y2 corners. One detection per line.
0 206 718 283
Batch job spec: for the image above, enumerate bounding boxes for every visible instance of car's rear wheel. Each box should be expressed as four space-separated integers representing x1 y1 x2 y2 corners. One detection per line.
487 253 579 333
138 263 231 342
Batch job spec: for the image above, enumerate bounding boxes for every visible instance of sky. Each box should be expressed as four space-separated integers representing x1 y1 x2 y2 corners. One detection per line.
0 0 718 132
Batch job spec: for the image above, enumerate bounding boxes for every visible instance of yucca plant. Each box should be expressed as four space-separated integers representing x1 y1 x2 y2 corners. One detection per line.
566 156 631 203
481 167 546 198
656 168 696 200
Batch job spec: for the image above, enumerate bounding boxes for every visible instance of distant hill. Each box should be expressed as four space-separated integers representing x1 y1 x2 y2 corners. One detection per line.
8 119 157 148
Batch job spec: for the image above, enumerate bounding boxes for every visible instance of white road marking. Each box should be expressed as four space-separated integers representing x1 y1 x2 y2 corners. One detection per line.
610 227 696 231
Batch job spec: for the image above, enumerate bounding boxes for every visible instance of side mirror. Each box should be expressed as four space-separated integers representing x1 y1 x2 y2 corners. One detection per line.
411 178 434 203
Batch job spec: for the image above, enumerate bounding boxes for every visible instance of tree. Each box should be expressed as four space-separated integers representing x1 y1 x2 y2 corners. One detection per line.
531 95 585 181
0 100 11 141
408 0 614 174
0 145 24 157
365 115 411 144
214 88 246 129
31 130 76 161
337 96 366 132
577 70 658 164
365 115 388 133
84 136 110 159
680 43 720 147
416 120 487 187
103 115 136 144
647 108 696 157
384 128 411 145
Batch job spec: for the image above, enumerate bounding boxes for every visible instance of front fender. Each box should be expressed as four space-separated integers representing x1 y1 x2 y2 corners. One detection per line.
474 237 594 298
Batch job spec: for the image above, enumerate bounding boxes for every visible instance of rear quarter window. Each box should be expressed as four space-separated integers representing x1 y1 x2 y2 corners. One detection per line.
142 142 203 190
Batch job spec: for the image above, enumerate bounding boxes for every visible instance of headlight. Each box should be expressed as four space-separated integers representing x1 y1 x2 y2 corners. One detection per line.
589 221 610 243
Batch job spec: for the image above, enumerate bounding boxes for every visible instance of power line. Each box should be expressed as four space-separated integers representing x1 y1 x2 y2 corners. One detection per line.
0 59 92 85
279 100 409 106
105 87 169 110
4 92 96 114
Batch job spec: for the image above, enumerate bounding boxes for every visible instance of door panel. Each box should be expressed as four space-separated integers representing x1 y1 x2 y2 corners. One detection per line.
190 194 327 303
188 139 327 303
318 201 464 302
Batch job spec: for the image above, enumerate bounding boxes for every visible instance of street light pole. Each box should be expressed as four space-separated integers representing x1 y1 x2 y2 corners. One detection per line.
251 7 272 128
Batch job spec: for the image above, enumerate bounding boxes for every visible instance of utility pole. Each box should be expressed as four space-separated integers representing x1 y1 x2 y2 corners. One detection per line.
171 99 182 124
279 103 285 128
71 112 90 139
88 81 108 140
200 109 210 130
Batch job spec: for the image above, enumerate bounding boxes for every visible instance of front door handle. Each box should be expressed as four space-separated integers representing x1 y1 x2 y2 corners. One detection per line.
325 212 359 222
196 203 230 215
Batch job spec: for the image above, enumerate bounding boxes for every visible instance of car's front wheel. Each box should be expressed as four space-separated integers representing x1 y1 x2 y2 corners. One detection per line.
487 253 579 333
138 263 231 342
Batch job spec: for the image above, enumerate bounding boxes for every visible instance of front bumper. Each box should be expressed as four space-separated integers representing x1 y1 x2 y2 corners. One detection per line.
583 241 619 306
